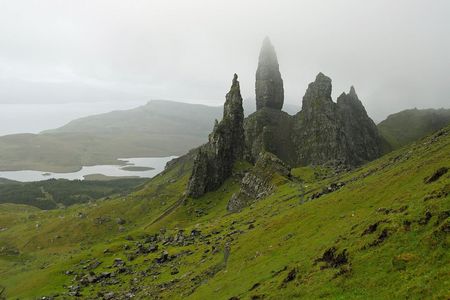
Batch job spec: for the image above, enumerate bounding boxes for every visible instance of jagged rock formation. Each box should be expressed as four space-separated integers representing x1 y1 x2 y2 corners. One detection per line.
255 37 284 111
246 72 384 167
188 39 385 199
293 74 383 166
227 152 291 212
336 86 383 164
244 38 294 164
293 73 342 165
244 108 295 164
187 74 245 198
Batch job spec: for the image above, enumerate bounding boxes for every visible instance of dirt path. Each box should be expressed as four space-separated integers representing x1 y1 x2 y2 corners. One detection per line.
145 196 186 228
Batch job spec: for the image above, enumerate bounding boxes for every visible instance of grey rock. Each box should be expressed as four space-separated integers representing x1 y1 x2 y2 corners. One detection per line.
293 76 383 166
244 108 295 165
103 292 116 300
227 152 290 212
256 37 284 110
187 74 245 198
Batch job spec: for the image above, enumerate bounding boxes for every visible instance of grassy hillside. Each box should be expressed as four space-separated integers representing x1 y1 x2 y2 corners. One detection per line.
0 178 148 210
378 108 450 149
0 126 449 299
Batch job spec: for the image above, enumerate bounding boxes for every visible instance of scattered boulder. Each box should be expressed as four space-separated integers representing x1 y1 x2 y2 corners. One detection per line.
311 182 345 200
103 292 115 300
155 251 170 264
116 218 126 225
112 258 125 268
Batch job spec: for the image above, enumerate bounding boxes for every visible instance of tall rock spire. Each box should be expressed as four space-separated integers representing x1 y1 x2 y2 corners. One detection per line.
255 37 284 111
187 74 245 198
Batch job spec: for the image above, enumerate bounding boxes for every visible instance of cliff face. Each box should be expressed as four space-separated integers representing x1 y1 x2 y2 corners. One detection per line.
293 74 383 166
187 74 245 198
244 108 295 165
293 73 343 166
245 38 295 165
336 87 383 164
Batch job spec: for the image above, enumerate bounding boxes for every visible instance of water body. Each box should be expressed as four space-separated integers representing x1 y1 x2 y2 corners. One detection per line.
0 157 177 182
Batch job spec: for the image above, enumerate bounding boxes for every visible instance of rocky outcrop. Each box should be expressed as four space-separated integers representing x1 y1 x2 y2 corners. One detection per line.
187 74 245 198
244 108 295 165
293 73 343 166
336 87 383 164
187 40 385 200
227 152 291 212
255 37 284 111
293 74 383 166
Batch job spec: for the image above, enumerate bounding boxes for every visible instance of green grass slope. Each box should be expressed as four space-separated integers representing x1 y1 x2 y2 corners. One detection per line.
378 108 450 149
0 127 449 299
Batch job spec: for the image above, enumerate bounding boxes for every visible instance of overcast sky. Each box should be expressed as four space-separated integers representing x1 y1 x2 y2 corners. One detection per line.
0 0 449 122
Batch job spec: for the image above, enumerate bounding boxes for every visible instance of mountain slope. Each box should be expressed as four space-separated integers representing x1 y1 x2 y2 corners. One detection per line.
0 101 222 172
0 124 448 299
378 108 450 149
0 100 299 173
43 100 223 136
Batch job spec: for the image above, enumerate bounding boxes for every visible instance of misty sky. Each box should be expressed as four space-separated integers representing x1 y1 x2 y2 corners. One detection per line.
0 0 449 123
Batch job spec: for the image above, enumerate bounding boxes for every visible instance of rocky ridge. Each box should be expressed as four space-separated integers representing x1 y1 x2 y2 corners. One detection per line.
187 38 385 201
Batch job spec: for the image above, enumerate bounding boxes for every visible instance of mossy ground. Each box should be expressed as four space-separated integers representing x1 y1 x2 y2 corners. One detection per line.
0 128 449 299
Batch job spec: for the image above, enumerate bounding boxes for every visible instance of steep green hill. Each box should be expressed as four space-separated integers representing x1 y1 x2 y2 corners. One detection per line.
0 124 448 299
378 108 450 149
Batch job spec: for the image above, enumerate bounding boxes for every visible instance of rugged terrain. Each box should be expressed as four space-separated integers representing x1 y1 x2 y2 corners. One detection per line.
0 120 448 299
0 39 449 300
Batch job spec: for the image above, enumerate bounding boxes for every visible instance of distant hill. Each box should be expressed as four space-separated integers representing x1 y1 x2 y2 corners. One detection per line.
378 108 450 149
0 100 299 173
0 100 222 172
43 99 300 135
43 100 223 136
